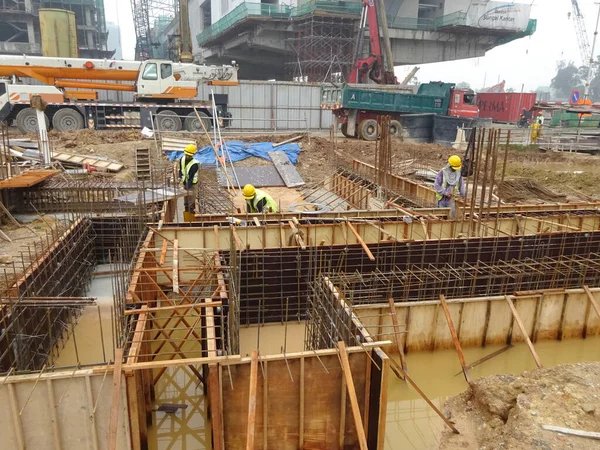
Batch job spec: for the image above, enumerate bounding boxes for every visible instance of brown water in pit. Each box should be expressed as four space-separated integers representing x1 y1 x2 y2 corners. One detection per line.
53 268 115 367
52 289 600 450
385 336 600 450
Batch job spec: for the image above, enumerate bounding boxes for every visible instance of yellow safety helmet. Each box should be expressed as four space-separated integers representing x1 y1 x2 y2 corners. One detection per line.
184 144 197 156
448 155 462 170
243 184 256 200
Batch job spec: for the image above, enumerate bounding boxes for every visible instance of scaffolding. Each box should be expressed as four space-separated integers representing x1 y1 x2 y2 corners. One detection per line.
131 0 178 60
285 15 356 82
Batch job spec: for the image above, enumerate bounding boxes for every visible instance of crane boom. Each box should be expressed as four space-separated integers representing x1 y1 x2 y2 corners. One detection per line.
571 0 592 66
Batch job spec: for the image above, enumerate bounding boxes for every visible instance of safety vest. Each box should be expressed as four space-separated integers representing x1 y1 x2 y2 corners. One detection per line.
180 156 199 185
247 189 278 213
435 169 461 201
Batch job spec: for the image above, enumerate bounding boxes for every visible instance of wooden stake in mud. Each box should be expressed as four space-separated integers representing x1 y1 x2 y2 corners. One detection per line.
337 341 368 450
439 294 471 383
388 298 408 376
583 285 600 319
108 348 125 450
246 350 259 450
504 296 543 368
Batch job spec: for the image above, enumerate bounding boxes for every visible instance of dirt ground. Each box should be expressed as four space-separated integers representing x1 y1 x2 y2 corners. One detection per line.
440 362 600 450
0 216 65 293
35 129 600 200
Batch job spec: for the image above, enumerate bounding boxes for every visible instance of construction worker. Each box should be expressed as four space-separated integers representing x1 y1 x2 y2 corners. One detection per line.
434 155 465 218
530 111 544 144
178 143 200 222
242 184 278 213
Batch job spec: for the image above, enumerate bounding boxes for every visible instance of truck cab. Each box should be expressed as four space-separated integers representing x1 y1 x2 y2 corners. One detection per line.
447 88 478 118
136 60 198 100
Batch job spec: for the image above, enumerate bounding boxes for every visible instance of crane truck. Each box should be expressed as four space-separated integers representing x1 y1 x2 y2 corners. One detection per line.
0 55 238 133
324 0 478 141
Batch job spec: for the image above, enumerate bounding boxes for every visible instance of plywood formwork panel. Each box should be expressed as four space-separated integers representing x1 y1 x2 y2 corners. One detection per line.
458 301 488 347
405 304 436 352
535 293 565 341
221 351 370 450
433 302 462 350
484 301 513 346
512 297 537 343
0 370 131 450
561 293 588 339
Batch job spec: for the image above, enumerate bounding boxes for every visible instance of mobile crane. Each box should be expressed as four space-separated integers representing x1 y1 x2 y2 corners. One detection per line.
0 55 238 133
326 0 478 140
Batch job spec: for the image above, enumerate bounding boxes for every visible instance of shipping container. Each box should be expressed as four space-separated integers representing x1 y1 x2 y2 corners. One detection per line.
477 92 537 123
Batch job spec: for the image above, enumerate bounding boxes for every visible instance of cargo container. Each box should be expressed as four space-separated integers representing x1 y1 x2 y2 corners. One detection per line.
477 92 537 123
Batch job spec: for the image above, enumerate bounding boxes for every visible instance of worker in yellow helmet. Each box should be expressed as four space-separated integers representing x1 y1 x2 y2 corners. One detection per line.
178 143 200 222
242 184 278 213
434 155 465 218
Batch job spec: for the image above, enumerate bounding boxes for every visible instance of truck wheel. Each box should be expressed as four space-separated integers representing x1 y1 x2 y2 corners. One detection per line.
52 108 84 131
341 123 355 138
155 110 182 131
358 119 379 141
184 111 211 132
16 108 48 134
389 120 403 138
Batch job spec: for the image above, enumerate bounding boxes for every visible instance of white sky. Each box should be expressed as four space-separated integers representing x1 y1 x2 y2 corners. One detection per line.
105 0 600 90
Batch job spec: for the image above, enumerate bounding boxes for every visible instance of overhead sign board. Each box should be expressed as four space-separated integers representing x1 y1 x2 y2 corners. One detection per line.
466 2 531 31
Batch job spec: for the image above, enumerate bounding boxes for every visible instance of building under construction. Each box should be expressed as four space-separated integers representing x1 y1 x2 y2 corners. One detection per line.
0 120 600 449
0 0 111 57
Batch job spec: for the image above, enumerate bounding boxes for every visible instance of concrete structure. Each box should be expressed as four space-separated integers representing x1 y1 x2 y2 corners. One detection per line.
107 21 123 59
190 0 536 80
0 0 111 58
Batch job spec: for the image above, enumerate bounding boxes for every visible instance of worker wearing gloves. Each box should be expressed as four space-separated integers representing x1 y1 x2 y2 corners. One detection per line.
178 144 200 222
243 184 278 213
434 155 465 218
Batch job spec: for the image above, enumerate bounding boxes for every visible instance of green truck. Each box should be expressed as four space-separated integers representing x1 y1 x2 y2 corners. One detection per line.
321 82 479 141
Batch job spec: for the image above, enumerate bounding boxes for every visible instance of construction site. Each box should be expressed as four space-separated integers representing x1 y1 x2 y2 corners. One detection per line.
1 0 600 450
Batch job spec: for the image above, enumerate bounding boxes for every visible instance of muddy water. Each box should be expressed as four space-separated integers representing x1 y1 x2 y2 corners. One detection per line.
53 265 115 367
239 321 306 356
385 337 600 450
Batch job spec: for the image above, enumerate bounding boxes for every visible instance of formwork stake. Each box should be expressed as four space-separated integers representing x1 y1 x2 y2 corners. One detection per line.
439 294 472 384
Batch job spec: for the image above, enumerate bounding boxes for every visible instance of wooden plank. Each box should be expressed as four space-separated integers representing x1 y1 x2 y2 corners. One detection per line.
159 240 168 266
263 360 268 450
8 383 25 450
172 239 179 292
299 356 305 448
108 348 125 450
504 296 543 368
583 285 600 319
439 294 471 383
123 302 222 315
346 221 375 261
246 350 259 450
85 375 100 450
337 342 368 450
46 379 62 450
388 298 408 375
209 367 224 450
339 375 347 449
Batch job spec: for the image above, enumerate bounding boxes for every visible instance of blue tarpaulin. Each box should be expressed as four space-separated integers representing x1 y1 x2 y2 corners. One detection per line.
166 141 301 166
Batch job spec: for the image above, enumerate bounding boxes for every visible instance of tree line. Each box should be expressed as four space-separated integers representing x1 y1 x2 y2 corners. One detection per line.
550 59 600 101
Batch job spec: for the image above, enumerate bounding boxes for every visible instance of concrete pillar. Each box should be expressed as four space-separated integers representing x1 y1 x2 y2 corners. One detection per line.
27 20 35 44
